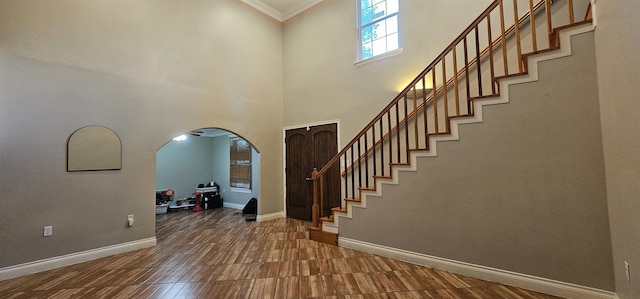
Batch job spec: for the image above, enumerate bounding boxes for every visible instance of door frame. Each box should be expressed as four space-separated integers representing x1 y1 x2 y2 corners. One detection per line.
282 119 340 217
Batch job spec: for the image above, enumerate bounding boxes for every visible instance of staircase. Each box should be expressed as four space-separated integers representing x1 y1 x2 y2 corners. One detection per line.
309 0 595 244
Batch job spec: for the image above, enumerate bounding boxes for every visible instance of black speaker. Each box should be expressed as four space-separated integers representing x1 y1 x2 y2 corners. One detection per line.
242 198 257 215
201 192 222 210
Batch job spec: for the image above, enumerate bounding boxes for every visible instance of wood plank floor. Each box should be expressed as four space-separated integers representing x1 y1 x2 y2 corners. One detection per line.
0 208 563 298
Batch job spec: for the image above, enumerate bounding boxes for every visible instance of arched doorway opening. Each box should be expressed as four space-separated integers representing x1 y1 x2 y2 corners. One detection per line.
154 128 260 217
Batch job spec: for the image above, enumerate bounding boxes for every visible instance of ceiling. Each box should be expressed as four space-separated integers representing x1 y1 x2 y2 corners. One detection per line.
241 0 323 22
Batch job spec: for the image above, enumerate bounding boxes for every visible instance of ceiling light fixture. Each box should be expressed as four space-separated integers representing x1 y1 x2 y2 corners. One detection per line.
173 134 187 142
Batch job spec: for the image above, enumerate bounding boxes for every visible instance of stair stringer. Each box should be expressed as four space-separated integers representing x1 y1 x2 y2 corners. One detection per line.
321 21 596 235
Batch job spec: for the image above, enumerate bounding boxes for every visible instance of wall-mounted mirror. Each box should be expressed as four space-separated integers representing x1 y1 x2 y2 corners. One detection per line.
67 125 122 171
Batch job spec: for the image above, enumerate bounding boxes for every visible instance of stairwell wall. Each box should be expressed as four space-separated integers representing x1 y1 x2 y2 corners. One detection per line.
593 1 640 298
282 0 496 143
339 31 615 291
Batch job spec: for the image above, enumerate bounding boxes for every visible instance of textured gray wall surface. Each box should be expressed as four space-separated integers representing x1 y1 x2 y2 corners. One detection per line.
594 1 640 298
0 0 283 268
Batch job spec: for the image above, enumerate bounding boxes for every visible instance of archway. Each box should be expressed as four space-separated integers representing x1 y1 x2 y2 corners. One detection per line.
154 128 260 216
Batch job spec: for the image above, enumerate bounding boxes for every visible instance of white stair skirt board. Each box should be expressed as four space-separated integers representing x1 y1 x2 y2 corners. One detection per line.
339 237 617 299
320 21 597 235
0 237 157 282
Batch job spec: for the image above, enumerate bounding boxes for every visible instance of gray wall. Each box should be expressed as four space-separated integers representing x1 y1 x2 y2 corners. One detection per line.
211 136 259 207
594 0 640 298
340 32 614 290
156 136 214 200
0 0 283 268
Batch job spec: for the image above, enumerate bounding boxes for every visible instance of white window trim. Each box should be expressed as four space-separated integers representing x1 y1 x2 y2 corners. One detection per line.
354 47 403 67
356 0 401 63
230 187 252 193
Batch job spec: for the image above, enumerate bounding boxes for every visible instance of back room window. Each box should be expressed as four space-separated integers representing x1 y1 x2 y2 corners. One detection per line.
230 137 251 190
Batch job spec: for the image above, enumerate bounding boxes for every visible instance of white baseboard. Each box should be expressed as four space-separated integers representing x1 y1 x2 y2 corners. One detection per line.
339 238 617 299
257 211 285 222
223 202 245 210
0 237 156 282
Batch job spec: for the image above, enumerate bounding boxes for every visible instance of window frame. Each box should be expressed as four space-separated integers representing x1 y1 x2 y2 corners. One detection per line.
229 137 252 191
356 0 401 64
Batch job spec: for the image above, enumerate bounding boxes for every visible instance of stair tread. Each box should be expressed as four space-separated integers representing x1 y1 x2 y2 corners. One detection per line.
553 19 592 34
523 47 559 59
309 229 338 246
470 94 499 100
345 197 361 202
495 72 528 81
308 226 322 231
420 132 453 139
390 162 410 166
331 207 347 213
448 113 475 119
319 216 334 222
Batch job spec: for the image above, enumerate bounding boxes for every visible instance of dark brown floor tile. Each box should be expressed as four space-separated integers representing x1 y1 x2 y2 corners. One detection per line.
0 208 565 299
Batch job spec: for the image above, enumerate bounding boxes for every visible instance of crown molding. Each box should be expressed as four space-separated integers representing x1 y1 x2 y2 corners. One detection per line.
241 0 322 22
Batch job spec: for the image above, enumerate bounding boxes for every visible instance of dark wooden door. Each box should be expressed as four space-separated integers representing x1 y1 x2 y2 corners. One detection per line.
286 123 339 221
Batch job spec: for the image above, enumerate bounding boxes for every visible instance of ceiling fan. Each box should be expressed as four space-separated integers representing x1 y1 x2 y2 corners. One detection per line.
187 130 203 137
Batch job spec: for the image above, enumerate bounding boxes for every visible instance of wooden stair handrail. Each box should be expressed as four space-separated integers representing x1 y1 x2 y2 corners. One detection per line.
316 0 502 177
337 0 549 177
310 0 584 235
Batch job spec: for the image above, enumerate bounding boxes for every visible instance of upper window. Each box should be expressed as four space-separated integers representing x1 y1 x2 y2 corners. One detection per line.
358 0 399 61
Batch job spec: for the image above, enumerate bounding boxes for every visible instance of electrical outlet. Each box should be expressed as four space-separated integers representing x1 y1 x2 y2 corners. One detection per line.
43 226 53 237
127 214 134 227
624 261 630 282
